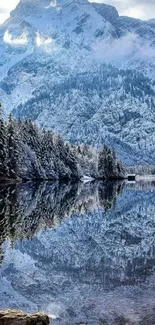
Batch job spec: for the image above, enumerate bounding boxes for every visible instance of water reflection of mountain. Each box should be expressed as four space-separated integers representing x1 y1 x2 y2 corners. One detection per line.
1 181 155 325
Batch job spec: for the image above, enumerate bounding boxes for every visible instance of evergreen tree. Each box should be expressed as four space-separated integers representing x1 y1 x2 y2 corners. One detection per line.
98 145 108 179
0 104 8 178
98 146 125 179
7 114 19 179
41 130 56 179
65 142 79 179
0 106 125 181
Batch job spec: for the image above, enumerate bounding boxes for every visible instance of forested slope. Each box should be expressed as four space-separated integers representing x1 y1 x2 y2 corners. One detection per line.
0 107 125 181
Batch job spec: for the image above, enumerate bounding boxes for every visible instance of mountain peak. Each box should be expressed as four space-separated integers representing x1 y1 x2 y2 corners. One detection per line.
3 0 115 47
92 2 119 24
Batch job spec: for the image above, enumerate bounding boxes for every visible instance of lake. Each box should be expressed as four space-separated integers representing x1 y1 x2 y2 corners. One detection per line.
0 180 155 324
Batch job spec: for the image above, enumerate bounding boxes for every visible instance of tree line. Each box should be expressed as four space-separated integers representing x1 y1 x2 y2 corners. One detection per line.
0 105 125 181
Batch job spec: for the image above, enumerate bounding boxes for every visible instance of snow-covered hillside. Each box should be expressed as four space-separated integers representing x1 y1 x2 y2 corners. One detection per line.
0 0 155 164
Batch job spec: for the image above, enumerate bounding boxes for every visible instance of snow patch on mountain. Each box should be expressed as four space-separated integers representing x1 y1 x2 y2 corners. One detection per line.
36 32 54 46
3 30 28 45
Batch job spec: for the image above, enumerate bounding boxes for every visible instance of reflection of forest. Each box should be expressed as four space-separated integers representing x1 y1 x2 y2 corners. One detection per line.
0 181 124 251
1 180 155 287
1 182 155 325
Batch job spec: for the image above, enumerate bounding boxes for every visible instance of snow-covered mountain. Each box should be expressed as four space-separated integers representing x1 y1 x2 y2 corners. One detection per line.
0 0 155 164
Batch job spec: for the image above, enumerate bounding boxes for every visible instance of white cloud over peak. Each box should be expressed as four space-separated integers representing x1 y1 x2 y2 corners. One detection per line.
90 0 155 20
3 30 28 45
92 32 155 64
0 0 20 24
36 32 54 46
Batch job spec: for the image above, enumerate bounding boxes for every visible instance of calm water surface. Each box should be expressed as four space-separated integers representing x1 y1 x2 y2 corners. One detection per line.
0 180 155 324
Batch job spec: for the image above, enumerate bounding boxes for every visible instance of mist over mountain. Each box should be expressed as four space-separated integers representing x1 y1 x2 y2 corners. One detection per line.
0 0 155 164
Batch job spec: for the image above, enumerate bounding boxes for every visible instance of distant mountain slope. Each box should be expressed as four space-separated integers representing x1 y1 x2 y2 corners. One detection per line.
0 0 155 164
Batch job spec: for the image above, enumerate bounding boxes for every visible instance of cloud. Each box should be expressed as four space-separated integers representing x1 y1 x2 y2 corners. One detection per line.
89 0 155 20
36 32 54 46
45 1 57 9
92 33 155 64
3 29 57 50
0 13 10 24
3 30 28 45
49 0 57 8
0 0 19 10
0 7 11 24
0 0 19 24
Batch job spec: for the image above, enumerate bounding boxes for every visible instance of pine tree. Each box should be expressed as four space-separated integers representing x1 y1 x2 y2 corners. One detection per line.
65 142 78 179
98 146 125 179
21 119 44 179
98 145 108 179
7 114 19 179
41 130 56 179
0 104 8 178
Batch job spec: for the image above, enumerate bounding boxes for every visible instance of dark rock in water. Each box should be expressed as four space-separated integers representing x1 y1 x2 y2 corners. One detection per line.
0 309 49 325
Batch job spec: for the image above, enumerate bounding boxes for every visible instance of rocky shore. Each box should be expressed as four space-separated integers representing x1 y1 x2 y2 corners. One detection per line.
0 310 49 325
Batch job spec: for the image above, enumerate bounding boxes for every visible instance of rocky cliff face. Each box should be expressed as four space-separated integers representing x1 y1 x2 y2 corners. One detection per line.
92 2 119 24
0 0 155 164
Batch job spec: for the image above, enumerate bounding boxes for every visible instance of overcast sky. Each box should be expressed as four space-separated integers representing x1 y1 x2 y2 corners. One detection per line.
0 0 155 25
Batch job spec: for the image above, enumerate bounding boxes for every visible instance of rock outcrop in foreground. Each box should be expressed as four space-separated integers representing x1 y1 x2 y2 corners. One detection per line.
0 310 49 325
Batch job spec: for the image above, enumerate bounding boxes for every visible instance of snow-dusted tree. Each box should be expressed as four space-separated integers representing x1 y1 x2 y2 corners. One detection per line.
98 145 108 179
0 104 8 178
0 105 125 181
41 130 57 179
7 114 19 179
98 146 125 179
65 142 79 179
21 119 45 179
54 134 78 179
